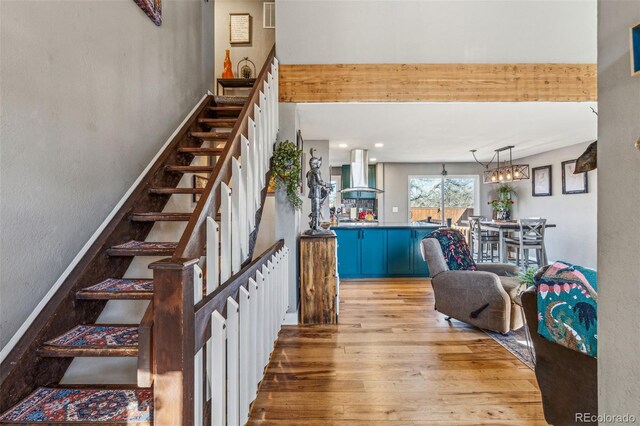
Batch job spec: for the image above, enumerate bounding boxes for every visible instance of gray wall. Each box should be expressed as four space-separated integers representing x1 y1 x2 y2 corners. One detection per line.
511 142 597 268
0 0 214 349
380 162 492 223
276 0 596 64
598 0 640 420
215 0 275 85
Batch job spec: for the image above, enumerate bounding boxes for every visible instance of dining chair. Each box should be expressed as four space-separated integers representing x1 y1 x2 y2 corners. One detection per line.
505 218 547 270
469 216 499 263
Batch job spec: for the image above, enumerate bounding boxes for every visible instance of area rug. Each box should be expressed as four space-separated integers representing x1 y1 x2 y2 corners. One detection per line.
44 325 138 348
0 387 152 423
82 278 154 294
483 327 535 370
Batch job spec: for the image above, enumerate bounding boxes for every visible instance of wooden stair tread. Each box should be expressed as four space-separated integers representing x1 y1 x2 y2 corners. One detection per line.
77 279 153 300
107 240 177 256
190 131 229 140
130 212 192 222
0 386 152 423
178 147 224 155
149 187 204 195
39 325 138 357
197 118 237 127
165 165 215 173
207 105 243 112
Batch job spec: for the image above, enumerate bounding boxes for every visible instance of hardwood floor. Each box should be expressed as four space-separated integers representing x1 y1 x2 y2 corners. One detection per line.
248 279 546 425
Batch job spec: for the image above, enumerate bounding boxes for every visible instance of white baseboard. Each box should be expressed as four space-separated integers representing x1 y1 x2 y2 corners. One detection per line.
0 93 210 363
283 311 299 325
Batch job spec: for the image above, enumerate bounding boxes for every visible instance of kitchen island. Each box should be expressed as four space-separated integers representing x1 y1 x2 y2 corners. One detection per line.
332 222 442 279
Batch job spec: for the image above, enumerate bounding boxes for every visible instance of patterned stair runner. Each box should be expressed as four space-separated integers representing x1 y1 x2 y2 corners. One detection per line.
107 240 177 256
44 325 138 349
0 387 152 423
77 279 153 300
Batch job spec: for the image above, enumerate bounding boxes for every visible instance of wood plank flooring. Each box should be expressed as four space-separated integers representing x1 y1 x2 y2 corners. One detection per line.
248 279 546 425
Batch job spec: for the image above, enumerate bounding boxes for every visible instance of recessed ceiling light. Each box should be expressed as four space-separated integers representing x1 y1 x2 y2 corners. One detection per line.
370 158 377 162
338 143 348 148
374 143 384 148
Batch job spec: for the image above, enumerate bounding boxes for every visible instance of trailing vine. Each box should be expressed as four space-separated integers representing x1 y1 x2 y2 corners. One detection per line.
272 140 303 209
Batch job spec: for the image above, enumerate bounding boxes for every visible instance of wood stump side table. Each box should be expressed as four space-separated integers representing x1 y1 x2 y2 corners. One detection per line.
299 233 338 324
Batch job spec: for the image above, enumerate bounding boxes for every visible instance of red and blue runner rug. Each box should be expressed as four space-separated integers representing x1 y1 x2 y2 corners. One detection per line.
82 278 154 294
45 325 138 348
0 388 152 423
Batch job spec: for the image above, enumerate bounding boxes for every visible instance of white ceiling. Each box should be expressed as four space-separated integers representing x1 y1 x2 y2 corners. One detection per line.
296 102 598 166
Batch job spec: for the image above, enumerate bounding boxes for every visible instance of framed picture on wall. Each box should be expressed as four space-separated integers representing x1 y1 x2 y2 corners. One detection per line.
532 165 552 197
230 13 251 44
562 160 588 194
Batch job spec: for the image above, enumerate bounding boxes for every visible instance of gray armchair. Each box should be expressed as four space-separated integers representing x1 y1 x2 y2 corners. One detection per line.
420 238 523 334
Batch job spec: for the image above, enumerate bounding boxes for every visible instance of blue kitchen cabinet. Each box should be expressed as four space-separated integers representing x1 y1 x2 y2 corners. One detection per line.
387 229 413 275
412 229 433 276
335 229 360 277
335 227 436 278
361 229 387 276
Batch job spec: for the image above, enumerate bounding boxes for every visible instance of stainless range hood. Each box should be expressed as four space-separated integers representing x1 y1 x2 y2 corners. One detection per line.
339 149 383 193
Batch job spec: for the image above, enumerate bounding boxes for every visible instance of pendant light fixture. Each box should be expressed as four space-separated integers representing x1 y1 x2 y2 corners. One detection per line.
471 146 530 184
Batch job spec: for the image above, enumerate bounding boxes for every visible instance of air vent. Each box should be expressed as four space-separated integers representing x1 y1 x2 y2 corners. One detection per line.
263 2 275 29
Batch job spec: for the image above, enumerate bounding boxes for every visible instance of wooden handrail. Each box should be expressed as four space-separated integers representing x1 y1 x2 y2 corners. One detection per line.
193 239 284 351
172 45 276 260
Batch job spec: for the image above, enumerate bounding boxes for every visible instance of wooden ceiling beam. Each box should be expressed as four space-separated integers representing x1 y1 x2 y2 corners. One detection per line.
279 63 597 103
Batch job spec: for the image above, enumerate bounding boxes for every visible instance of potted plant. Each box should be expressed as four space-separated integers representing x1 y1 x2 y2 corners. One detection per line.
272 140 303 209
489 184 516 220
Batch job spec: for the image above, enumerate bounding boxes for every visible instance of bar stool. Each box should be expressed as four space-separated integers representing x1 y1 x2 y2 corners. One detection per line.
469 216 499 262
504 218 547 270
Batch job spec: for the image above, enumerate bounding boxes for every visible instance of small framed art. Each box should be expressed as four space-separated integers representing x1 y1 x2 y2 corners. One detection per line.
562 160 588 195
532 165 552 197
230 13 251 44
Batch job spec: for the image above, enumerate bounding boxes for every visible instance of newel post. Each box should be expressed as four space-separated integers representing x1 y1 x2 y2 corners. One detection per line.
150 258 199 426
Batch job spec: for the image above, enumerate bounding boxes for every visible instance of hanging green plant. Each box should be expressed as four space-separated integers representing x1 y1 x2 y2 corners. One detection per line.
272 140 303 209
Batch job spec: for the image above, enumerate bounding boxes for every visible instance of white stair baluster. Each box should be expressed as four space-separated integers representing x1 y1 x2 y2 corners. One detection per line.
226 297 240 426
256 270 268 367
231 158 243 273
248 278 259 398
252 105 264 201
255 272 266 385
220 183 232 283
193 265 203 425
258 92 267 186
210 311 226 426
206 218 220 294
261 264 271 350
238 286 251 424
242 134 255 233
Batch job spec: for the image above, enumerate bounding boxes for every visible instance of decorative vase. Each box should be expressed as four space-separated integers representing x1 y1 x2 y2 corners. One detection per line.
222 50 234 78
496 210 511 221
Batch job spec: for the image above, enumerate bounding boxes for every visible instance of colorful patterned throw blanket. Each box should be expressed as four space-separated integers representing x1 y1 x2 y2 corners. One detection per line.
426 229 477 271
535 261 598 358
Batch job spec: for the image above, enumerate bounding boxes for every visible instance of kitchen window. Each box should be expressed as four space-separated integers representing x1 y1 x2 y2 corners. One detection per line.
408 175 479 224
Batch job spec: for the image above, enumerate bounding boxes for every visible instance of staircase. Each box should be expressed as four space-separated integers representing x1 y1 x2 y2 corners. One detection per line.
0 47 282 424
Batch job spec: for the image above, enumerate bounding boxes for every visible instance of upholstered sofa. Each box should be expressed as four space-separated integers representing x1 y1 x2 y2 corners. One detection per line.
420 237 523 334
521 287 598 425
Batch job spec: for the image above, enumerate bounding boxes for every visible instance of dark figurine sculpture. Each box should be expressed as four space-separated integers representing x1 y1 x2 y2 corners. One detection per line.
305 148 333 235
